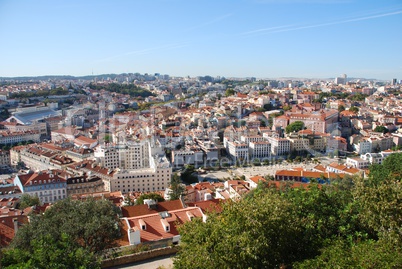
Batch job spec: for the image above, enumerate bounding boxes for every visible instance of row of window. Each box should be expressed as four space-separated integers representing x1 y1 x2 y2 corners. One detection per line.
121 186 165 193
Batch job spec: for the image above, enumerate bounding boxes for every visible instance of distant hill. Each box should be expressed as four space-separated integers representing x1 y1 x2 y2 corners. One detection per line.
0 73 134 81
0 74 386 82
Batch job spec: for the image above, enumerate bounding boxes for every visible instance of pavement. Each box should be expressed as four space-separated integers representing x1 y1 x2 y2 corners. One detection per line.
197 162 318 181
235 162 317 178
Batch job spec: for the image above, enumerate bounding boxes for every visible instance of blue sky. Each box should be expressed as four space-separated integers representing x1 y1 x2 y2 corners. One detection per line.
0 0 401 80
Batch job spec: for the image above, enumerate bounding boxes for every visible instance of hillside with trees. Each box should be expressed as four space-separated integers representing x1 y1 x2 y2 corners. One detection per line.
88 82 155 98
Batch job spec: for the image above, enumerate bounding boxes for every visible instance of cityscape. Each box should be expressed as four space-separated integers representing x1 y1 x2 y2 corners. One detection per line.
0 72 401 267
1 0 402 268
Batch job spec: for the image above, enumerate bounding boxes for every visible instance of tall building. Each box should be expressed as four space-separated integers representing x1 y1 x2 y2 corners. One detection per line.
92 140 171 193
335 74 347 85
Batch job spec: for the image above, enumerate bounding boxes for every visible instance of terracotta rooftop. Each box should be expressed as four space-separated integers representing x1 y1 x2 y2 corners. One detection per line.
187 198 224 214
121 199 184 218
126 207 204 243
249 175 266 184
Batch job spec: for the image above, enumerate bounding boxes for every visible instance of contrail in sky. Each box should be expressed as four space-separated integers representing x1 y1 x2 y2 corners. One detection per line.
242 9 402 36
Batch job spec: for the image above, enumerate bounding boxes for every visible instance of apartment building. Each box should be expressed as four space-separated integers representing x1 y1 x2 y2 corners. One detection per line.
89 140 172 194
286 109 339 133
249 141 271 160
66 174 105 196
227 141 249 164
171 148 204 168
240 135 265 146
0 150 10 168
94 141 150 170
0 130 41 145
14 170 67 204
265 136 290 157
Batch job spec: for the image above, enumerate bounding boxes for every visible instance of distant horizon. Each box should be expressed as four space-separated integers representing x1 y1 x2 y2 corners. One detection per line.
0 72 390 82
1 0 401 80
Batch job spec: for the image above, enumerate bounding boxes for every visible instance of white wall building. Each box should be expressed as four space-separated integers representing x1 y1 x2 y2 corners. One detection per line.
249 141 271 160
227 141 249 164
14 170 67 204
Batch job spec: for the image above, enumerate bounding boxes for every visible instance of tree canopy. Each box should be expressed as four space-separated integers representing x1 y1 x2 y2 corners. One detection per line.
88 82 154 98
349 106 359 113
168 173 186 200
18 194 40 210
10 87 71 98
135 192 165 205
374 125 389 134
174 153 402 268
224 88 235 97
2 198 121 268
285 121 305 133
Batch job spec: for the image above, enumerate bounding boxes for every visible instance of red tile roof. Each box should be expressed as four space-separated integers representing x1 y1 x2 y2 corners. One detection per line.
121 199 184 218
187 198 224 214
127 207 204 242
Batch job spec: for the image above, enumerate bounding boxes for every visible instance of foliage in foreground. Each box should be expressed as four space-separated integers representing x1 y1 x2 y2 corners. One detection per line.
174 153 402 269
1 198 121 268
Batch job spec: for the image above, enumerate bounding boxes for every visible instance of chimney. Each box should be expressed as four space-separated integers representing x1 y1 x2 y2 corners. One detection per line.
13 218 18 235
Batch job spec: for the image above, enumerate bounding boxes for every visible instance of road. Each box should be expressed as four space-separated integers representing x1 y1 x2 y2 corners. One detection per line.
107 254 174 269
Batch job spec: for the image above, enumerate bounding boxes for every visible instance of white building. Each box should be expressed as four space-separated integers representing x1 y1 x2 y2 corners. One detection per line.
345 157 370 169
171 149 204 168
227 141 249 164
0 130 41 145
354 138 372 154
249 141 271 160
240 135 265 146
14 170 67 204
264 136 290 157
91 140 172 194
94 141 150 170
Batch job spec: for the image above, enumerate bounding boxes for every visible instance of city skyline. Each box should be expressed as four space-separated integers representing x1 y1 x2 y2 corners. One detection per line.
1 0 401 80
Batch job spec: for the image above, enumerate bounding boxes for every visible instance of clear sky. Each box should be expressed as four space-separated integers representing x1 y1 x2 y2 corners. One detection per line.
0 0 401 80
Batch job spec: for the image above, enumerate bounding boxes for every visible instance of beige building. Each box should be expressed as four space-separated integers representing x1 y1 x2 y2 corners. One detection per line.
66 174 105 195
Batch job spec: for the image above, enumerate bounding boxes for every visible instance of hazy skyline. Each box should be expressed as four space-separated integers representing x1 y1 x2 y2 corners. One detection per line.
0 0 401 80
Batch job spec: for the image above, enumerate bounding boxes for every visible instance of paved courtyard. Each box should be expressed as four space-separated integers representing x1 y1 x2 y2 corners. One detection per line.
198 162 318 181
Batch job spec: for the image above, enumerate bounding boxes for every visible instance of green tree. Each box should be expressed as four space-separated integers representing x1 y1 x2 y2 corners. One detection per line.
338 104 345 112
104 134 111 143
135 193 165 205
294 239 402 269
224 88 235 97
374 125 389 134
174 154 402 268
263 103 273 111
283 105 292 111
180 165 198 184
349 106 359 113
10 198 121 254
353 153 402 246
285 121 305 134
174 189 305 269
169 173 185 200
18 194 40 210
175 183 358 269
1 233 100 269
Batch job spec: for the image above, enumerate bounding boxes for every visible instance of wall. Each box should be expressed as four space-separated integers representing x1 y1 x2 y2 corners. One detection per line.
101 246 178 268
